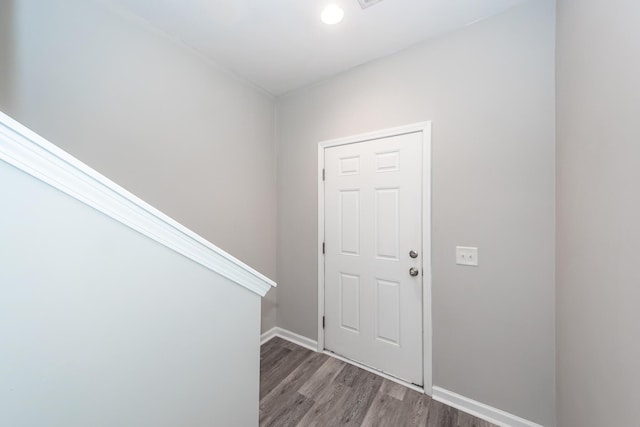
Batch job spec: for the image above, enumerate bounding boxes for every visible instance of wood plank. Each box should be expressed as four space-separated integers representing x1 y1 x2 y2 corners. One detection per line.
260 345 312 398
260 351 328 411
260 345 290 375
260 392 314 427
361 379 404 427
260 337 279 357
297 381 352 426
277 337 301 351
380 378 407 401
426 398 459 427
398 388 431 426
333 362 362 387
457 411 495 427
298 356 346 399
334 369 384 426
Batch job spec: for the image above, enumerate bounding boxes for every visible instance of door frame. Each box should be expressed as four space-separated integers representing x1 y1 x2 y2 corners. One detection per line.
317 121 432 395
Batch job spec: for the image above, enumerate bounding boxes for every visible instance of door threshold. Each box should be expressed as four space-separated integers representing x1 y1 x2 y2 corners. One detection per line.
322 350 426 395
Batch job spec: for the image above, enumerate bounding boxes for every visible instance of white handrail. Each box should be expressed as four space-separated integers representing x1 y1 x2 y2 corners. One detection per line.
0 111 276 297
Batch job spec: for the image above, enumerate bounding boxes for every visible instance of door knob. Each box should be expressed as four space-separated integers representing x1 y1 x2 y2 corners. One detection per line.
409 250 418 259
409 267 419 277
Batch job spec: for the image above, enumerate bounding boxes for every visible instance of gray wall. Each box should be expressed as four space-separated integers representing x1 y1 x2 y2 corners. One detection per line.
556 1 640 426
0 161 261 426
0 1 12 111
0 0 277 332
276 1 556 425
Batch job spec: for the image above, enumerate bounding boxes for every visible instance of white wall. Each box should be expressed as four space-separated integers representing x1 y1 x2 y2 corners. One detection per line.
276 1 556 425
0 0 277 332
556 1 640 426
0 161 261 426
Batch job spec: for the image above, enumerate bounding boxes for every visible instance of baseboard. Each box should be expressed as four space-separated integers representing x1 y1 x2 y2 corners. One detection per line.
260 327 318 352
432 387 544 427
260 327 279 345
260 329 542 427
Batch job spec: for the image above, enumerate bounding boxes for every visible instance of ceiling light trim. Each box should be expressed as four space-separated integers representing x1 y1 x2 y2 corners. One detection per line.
357 0 384 10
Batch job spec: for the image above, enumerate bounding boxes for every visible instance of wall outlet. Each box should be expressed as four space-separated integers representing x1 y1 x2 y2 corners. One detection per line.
456 246 479 266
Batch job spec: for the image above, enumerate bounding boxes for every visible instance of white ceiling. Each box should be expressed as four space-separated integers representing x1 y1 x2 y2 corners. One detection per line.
108 0 527 95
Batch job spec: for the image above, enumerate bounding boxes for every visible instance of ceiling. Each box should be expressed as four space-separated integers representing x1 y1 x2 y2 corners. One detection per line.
108 0 527 95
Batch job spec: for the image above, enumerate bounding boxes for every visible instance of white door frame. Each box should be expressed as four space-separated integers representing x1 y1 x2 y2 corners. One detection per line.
317 121 432 395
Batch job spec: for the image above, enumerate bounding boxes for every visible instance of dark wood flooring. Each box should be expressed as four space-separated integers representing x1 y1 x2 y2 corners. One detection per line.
260 337 496 427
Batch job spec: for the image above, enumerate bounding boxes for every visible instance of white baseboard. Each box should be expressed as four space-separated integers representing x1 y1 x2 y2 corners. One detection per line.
260 329 542 427
432 387 544 427
260 327 318 352
260 327 279 345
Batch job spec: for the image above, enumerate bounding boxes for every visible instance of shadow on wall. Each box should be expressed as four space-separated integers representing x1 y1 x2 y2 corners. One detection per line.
0 0 14 112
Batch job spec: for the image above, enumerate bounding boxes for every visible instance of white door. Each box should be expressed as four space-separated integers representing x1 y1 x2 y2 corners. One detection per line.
323 131 423 385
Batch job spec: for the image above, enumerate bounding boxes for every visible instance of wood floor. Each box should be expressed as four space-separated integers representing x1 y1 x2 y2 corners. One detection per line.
260 337 496 427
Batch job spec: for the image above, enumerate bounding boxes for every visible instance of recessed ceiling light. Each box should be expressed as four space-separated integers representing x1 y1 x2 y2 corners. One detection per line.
321 4 344 25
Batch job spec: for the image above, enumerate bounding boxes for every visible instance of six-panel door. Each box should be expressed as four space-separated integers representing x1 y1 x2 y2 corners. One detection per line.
324 131 423 385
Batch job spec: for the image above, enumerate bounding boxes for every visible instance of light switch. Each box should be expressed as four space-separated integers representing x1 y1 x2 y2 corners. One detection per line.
456 246 479 266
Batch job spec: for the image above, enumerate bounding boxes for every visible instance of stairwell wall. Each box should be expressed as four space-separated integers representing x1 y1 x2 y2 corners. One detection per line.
0 0 278 331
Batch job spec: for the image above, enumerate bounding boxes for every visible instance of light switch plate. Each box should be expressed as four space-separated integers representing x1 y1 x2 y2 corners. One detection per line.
456 246 479 266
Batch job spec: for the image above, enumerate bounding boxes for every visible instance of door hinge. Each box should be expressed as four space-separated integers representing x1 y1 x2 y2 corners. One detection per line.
322 316 325 329
322 242 325 254
322 168 325 181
